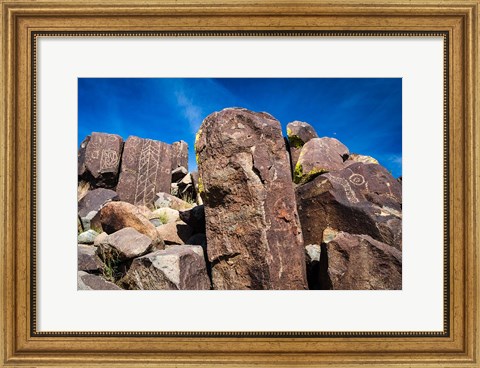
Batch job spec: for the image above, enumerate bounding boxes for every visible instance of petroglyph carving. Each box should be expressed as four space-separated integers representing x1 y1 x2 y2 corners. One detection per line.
100 149 119 171
349 173 366 186
328 175 359 204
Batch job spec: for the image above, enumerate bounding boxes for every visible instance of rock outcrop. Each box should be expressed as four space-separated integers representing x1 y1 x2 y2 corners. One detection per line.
293 137 348 184
196 108 307 290
116 136 172 207
83 132 123 188
77 108 401 291
296 161 402 251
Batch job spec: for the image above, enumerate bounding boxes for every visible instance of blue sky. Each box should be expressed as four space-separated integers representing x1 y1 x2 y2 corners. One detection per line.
78 78 402 177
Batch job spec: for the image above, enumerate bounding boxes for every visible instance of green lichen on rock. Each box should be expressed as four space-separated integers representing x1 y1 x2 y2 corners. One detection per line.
288 134 305 149
294 163 328 185
198 176 204 194
293 163 304 184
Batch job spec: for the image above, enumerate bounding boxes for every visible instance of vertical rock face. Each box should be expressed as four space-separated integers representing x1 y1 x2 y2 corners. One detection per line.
116 136 172 207
196 108 307 290
171 140 189 171
84 132 123 188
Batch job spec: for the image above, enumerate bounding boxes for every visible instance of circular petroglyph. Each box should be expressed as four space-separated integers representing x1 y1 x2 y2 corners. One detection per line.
349 173 365 186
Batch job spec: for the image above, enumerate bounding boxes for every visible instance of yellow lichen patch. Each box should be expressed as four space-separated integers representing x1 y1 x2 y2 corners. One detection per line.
293 163 304 184
198 176 204 194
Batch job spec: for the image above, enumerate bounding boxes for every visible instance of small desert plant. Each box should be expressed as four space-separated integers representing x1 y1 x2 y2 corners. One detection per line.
157 212 169 225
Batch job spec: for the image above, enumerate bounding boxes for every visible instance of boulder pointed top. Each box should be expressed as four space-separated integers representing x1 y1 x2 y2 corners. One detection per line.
196 108 281 155
286 121 318 148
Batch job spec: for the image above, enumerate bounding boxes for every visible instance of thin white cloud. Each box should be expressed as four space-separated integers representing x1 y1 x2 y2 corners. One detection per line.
174 90 204 134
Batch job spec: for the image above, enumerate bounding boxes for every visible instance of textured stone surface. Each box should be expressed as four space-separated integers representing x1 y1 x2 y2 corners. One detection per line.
78 245 104 273
78 188 119 217
77 229 99 244
321 232 402 290
77 180 91 202
77 271 121 290
156 221 193 245
154 192 194 211
296 162 402 250
101 227 152 261
119 246 211 290
294 137 348 184
196 108 307 290
84 132 123 188
116 136 172 207
99 201 162 246
171 140 189 171
179 205 205 233
78 135 91 177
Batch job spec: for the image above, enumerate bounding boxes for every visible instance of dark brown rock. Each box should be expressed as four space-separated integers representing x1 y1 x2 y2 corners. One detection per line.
98 201 163 246
179 205 205 233
296 162 402 250
78 135 91 177
196 108 307 290
84 132 123 188
119 246 211 290
78 245 104 273
286 121 318 148
321 231 402 290
294 137 348 184
171 140 189 171
78 188 119 217
77 271 121 290
116 136 172 207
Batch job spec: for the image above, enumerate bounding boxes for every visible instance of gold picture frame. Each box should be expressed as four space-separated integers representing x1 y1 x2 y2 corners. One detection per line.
1 0 478 366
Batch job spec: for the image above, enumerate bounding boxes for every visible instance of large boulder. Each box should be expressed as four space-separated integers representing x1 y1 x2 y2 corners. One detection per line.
77 271 121 290
78 188 119 217
171 140 189 171
320 231 402 290
119 246 211 290
99 227 152 261
83 132 123 188
98 201 162 246
116 136 172 207
286 121 319 172
296 162 402 250
286 121 318 148
294 137 349 184
195 108 307 290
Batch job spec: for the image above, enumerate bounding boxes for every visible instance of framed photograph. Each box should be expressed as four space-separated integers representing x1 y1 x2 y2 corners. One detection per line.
1 0 478 367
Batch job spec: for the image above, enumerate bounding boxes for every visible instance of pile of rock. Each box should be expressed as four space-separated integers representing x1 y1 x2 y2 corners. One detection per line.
287 121 402 290
77 133 209 290
78 107 402 290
